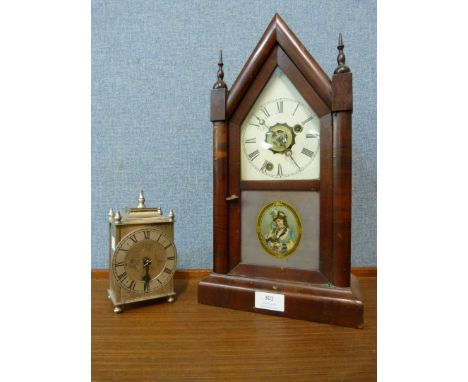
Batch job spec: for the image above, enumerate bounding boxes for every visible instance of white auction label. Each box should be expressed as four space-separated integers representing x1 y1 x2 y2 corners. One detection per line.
255 291 285 312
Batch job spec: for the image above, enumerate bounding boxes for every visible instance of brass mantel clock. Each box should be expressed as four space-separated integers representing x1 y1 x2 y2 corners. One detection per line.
107 191 177 313
198 14 364 327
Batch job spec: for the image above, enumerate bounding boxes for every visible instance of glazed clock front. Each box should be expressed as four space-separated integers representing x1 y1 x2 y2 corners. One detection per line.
239 67 321 271
241 68 320 181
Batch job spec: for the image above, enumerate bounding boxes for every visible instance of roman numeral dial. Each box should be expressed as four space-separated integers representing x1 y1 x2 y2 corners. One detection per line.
241 95 320 180
112 227 177 293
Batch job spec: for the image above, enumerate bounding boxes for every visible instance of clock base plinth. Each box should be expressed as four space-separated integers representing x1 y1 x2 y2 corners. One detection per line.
198 273 363 328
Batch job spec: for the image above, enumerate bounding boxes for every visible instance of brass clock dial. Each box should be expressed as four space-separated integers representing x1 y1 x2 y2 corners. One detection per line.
112 227 177 293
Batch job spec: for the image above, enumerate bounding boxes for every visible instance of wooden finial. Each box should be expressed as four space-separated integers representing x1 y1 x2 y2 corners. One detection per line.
213 49 227 89
334 33 350 74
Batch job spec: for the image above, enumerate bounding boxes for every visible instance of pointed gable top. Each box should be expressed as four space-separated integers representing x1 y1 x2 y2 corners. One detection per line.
227 14 332 118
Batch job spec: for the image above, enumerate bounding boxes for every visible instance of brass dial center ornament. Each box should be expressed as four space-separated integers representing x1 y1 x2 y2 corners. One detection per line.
256 200 302 258
265 123 295 153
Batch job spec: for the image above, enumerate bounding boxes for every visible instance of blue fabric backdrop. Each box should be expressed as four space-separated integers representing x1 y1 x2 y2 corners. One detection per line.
92 0 376 269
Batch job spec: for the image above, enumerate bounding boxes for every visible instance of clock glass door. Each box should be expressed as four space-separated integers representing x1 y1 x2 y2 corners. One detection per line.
237 67 322 273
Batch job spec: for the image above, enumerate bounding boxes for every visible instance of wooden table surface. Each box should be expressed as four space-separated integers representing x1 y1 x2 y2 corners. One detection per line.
92 276 376 381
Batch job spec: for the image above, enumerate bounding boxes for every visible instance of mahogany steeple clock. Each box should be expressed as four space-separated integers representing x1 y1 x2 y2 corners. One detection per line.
198 14 363 328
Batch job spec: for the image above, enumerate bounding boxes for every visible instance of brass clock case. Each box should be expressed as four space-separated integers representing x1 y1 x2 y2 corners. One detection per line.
107 191 177 313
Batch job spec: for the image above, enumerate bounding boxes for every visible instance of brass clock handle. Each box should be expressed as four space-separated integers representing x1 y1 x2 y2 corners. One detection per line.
226 194 239 201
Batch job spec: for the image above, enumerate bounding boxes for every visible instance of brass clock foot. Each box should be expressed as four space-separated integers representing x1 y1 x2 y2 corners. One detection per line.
167 296 175 303
113 306 124 313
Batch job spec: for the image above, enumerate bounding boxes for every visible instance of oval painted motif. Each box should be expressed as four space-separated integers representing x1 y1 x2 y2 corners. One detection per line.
256 200 302 258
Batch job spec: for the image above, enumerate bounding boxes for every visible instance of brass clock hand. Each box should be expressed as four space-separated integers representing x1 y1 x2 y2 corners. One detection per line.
143 258 152 291
143 258 152 268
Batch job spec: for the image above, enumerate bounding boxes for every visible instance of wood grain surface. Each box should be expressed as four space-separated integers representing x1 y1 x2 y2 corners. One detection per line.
92 276 376 381
91 267 376 279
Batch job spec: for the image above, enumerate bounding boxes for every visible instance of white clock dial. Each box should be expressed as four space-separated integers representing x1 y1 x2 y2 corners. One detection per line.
240 68 320 180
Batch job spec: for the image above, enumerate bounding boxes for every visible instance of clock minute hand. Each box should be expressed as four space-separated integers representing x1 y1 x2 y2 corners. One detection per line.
285 150 300 169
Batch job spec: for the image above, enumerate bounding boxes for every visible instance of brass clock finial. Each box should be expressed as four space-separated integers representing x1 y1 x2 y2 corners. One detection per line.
169 209 175 221
334 33 350 74
114 210 121 223
213 49 227 89
108 208 114 223
138 190 145 208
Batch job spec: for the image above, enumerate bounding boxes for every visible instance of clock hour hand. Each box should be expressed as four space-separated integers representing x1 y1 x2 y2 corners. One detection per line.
285 150 300 169
143 258 152 291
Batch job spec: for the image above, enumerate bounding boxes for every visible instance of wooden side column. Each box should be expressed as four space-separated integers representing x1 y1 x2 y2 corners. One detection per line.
211 51 229 274
331 34 353 288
